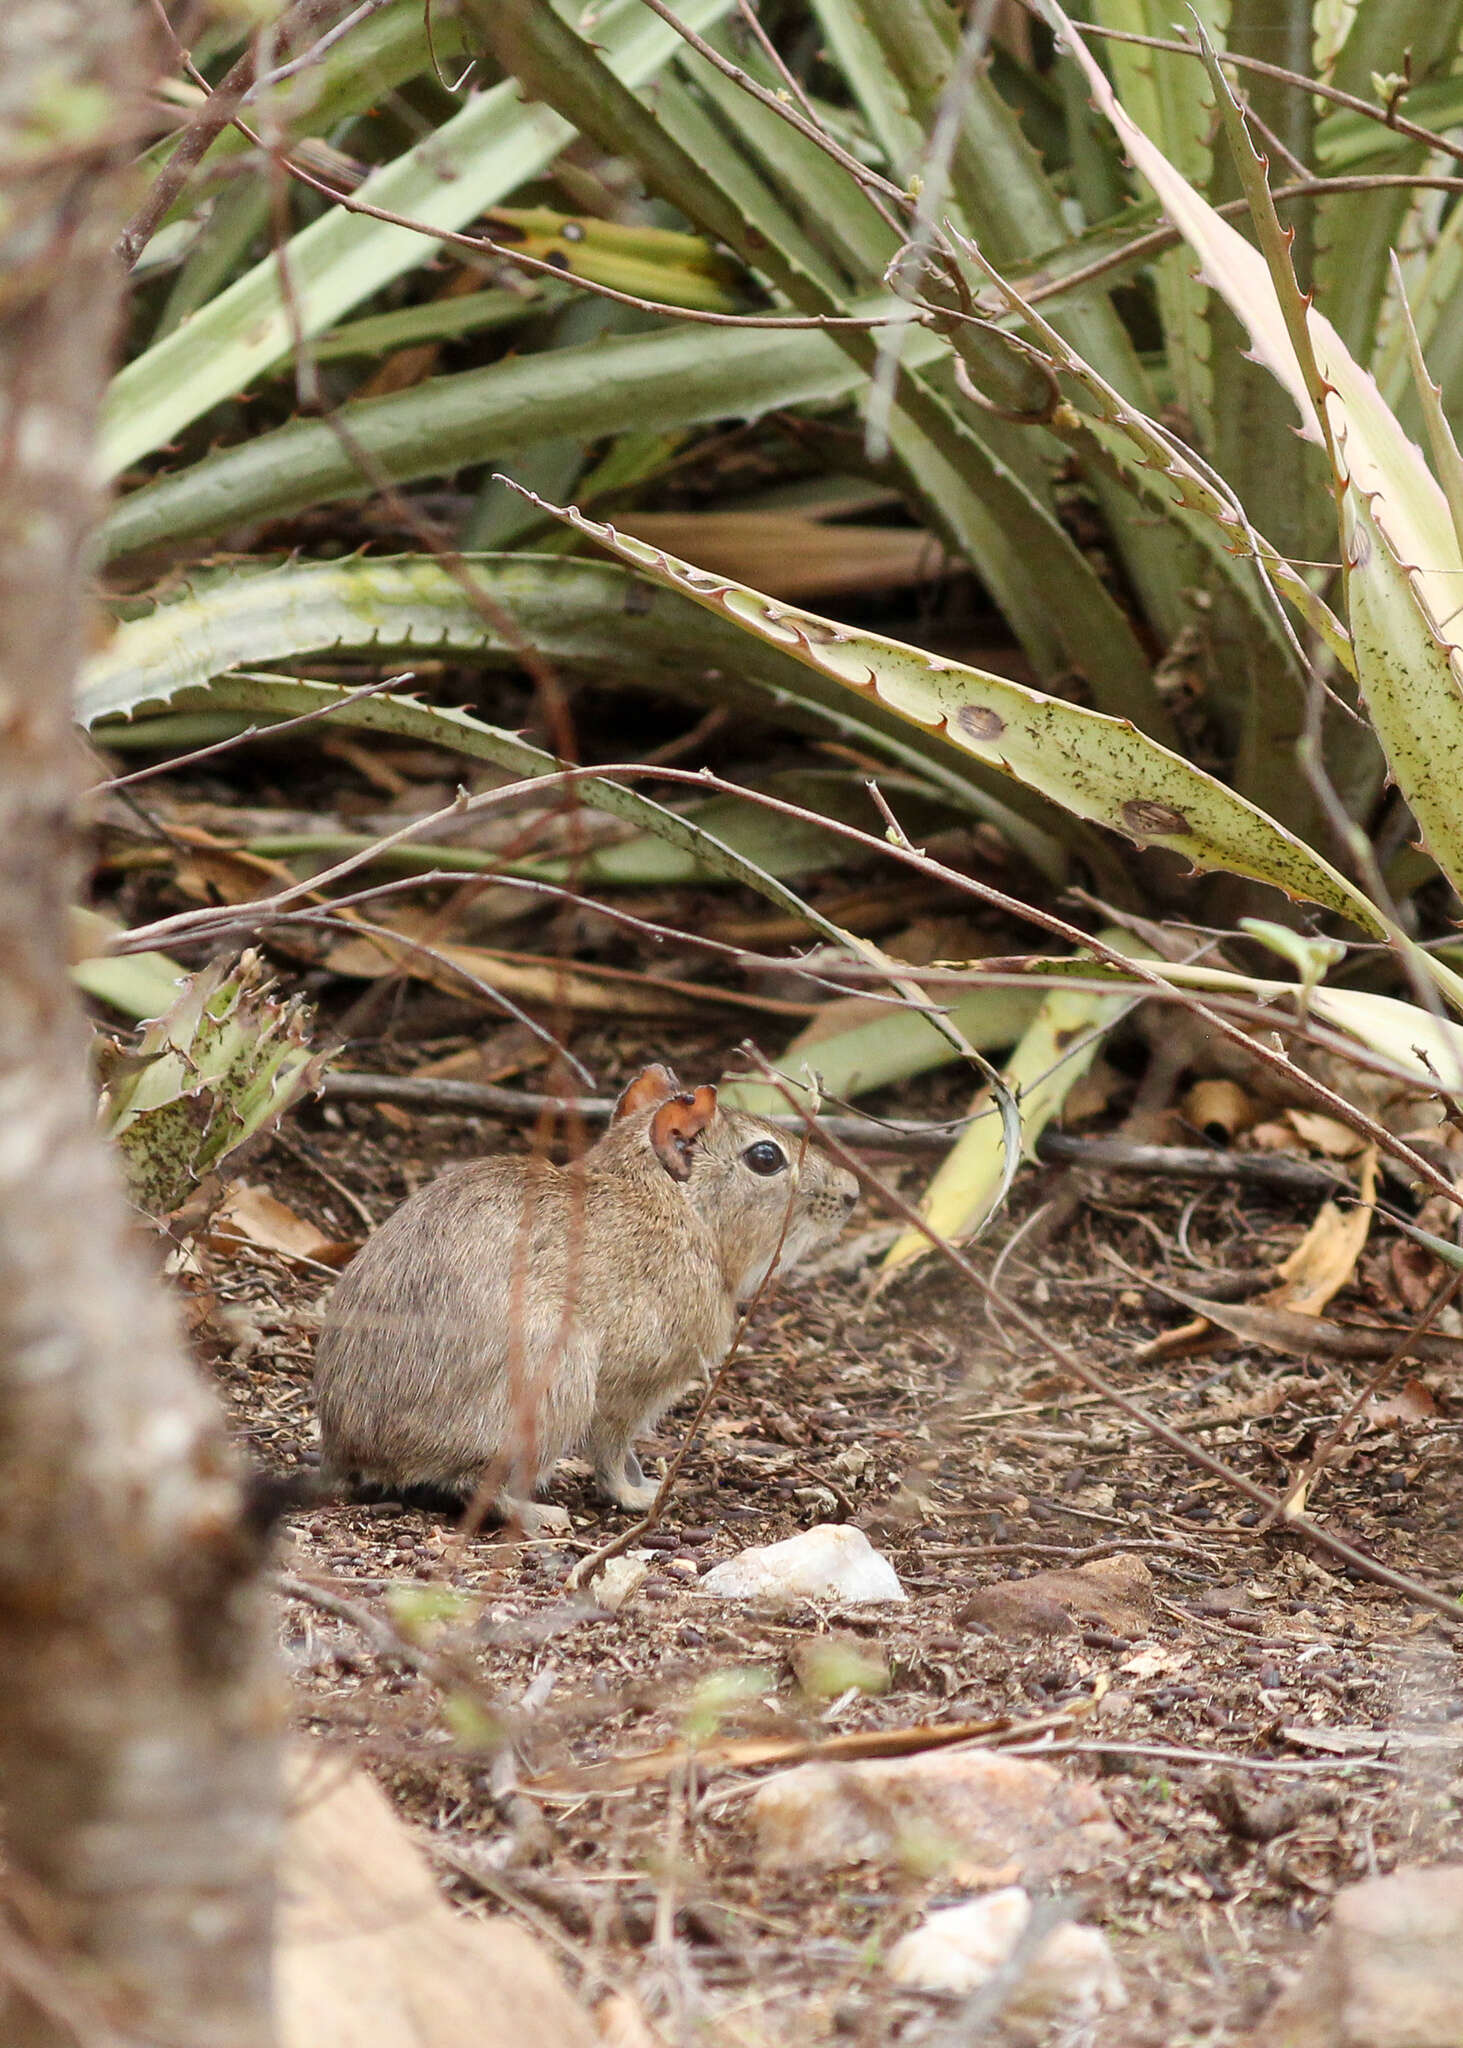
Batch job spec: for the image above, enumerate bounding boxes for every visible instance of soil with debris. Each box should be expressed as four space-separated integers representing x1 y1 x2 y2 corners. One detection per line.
192 1061 1463 2048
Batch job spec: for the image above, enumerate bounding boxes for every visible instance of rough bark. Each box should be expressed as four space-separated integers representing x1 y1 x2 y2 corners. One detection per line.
0 8 281 2046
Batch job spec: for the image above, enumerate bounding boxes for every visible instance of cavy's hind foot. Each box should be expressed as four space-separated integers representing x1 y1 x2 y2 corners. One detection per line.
594 1449 660 1514
500 1495 574 1537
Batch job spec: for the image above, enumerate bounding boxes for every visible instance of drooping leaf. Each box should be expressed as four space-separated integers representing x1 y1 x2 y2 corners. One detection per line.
509 488 1390 935
880 932 1149 1276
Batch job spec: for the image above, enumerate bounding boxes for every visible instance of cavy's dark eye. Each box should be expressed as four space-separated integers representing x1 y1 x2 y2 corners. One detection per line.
742 1139 788 1176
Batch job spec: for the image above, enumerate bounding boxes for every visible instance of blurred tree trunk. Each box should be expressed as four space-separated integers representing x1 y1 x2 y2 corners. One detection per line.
0 8 281 2047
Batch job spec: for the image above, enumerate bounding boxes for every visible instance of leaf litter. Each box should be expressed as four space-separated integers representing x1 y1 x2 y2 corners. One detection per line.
185 1061 1463 2047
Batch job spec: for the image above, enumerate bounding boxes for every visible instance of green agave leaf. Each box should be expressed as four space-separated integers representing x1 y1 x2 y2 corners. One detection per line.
484 0 1173 728
851 0 1197 647
1377 195 1463 421
78 552 848 725
101 315 948 561
510 487 1389 934
1086 0 1227 443
1315 0 1463 362
81 632 873 953
717 984 1040 1116
1056 0 1461 641
312 285 567 362
102 0 736 474
1343 487 1463 899
138 0 443 224
245 775 900 889
81 551 1089 880
805 0 929 183
959 246 1354 678
1052 4 1463 909
1393 262 1463 577
1316 76 1463 175
1043 5 1318 437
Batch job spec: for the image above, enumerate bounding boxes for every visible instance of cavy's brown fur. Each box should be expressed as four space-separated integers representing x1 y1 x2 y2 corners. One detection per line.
314 1066 858 1532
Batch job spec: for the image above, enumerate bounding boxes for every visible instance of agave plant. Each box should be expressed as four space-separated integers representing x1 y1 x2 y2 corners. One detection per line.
82 0 1463 1249
97 951 328 1216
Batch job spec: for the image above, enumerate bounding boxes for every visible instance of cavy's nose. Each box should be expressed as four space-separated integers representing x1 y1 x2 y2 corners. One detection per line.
837 1176 859 1211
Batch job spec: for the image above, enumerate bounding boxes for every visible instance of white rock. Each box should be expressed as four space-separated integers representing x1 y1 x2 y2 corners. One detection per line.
589 1552 652 1614
696 1524 906 1606
889 1888 1126 2019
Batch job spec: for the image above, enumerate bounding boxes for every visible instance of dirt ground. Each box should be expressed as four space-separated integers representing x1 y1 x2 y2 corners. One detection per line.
190 1053 1463 2047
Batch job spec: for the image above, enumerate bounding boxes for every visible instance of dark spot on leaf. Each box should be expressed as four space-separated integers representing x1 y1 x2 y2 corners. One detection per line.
1053 1026 1080 1051
545 250 570 272
798 619 843 644
1121 798 1193 837
955 704 1006 742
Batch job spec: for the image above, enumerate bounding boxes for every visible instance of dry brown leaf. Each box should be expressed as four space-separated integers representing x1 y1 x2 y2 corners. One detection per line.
618 511 944 600
323 928 812 1018
1387 1237 1446 1314
1284 1108 1367 1158
209 1182 358 1266
1141 1274 1463 1366
1363 1379 1438 1427
173 834 301 907
411 1024 548 1084
1264 1148 1377 1315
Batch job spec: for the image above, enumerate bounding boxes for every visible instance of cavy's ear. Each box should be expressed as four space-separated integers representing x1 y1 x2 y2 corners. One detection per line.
612 1062 681 1122
649 1085 717 1182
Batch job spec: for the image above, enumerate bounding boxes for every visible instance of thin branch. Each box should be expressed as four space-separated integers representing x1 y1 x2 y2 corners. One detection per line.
257 149 914 331
1006 174 1463 313
103 748 1463 1201
241 0 396 101
632 0 912 213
